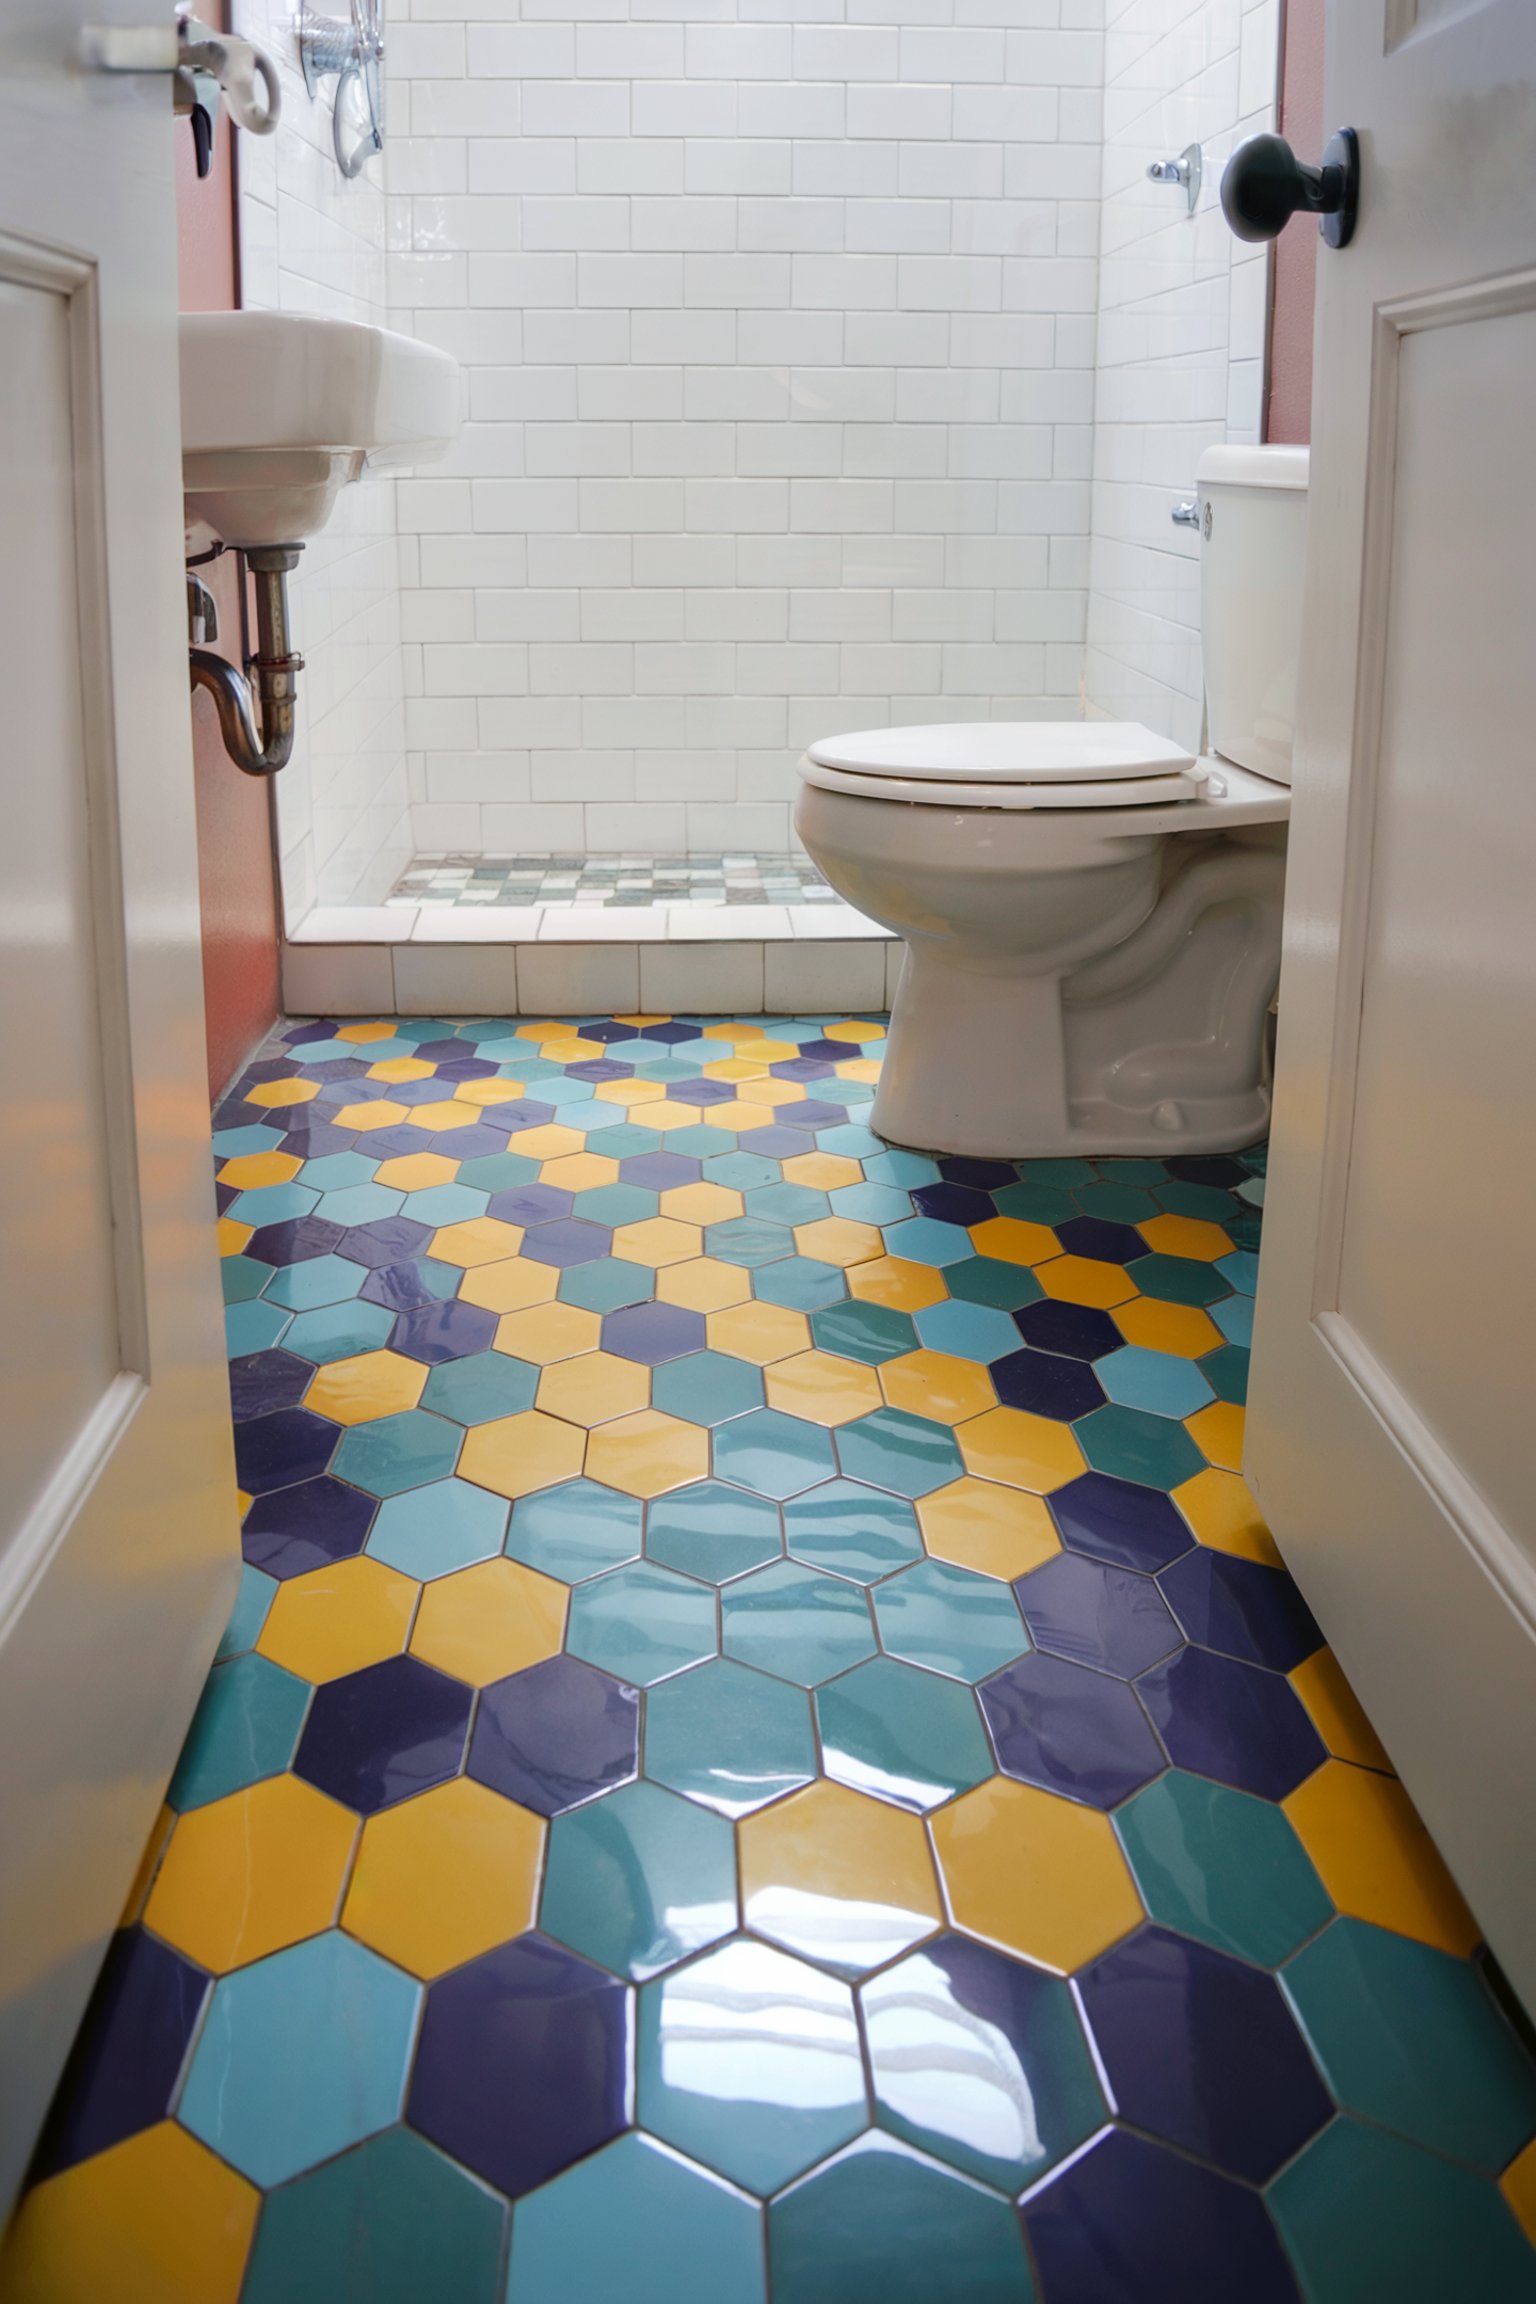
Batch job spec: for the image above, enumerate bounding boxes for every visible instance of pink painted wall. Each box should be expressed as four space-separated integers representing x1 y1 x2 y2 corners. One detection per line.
1267 0 1324 443
176 46 282 1100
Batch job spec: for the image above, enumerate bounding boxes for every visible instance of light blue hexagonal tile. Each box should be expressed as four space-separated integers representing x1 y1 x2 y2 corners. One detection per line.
713 1410 837 1500
575 1184 662 1228
1212 1294 1255 1347
644 1658 814 1817
863 1149 942 1189
179 1931 421 2190
705 1218 794 1271
283 1301 397 1366
167 1653 310 1810
829 1182 911 1227
215 1124 286 1158
645 1481 781 1582
782 1480 923 1583
226 1300 291 1358
540 1779 737 1980
873 1558 1030 1683
1216 1249 1261 1296
752 1258 848 1311
297 1153 380 1192
1097 1346 1216 1419
880 1218 973 1268
366 1477 509 1579
313 1184 407 1228
567 1560 718 1686
507 2133 765 2304
332 1410 462 1498
816 1656 992 1811
266 1256 371 1312
912 1299 1022 1365
652 1352 764 1428
834 1408 964 1499
505 1479 644 1582
405 1184 491 1228
720 1560 877 1687
816 1124 882 1159
228 1182 321 1226
744 1182 831 1227
216 1563 278 1661
704 1152 780 1192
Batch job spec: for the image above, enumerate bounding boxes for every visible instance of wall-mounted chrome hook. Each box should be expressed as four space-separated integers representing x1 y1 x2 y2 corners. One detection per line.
1147 143 1202 216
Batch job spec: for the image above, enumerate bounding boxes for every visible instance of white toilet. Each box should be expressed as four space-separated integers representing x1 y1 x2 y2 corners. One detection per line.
794 444 1309 1159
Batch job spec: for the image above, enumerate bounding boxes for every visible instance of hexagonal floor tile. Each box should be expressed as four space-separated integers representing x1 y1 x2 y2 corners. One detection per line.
816 1656 992 1811
504 1478 643 1581
720 1559 877 1687
768 2132 1033 2304
293 1655 473 1814
645 1480 782 1582
930 1776 1144 1973
507 2132 765 2304
643 1656 816 1817
739 1779 941 1976
713 1408 839 1499
566 1560 717 1686
342 1777 544 1977
782 1478 922 1582
238 2127 506 2304
541 1778 736 1979
872 1557 1030 1683
468 1652 638 1815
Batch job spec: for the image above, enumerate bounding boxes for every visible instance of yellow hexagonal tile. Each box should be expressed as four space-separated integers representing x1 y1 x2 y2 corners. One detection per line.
514 1020 567 1042
410 1557 567 1685
1290 1648 1392 1775
256 1557 417 1682
217 1217 253 1258
374 1152 461 1193
508 1124 587 1161
1283 1761 1478 1956
541 1152 620 1192
216 1150 302 1189
659 1182 744 1226
703 1099 780 1135
781 1152 863 1190
493 1301 601 1363
834 1057 882 1084
333 1098 410 1133
459 1410 586 1499
1136 1212 1232 1262
968 1216 1059 1267
702 1056 771 1082
456 1077 524 1108
917 1477 1060 1580
541 1036 608 1065
463 1259 560 1316
1112 1297 1223 1357
824 1018 885 1043
536 1350 651 1427
629 1100 701 1134
245 1077 319 1109
144 1776 356 1973
430 1217 526 1269
880 1350 996 1426
585 1409 709 1498
595 1076 667 1106
931 1777 1144 1973
736 1076 804 1110
1034 1254 1140 1310
403 1100 483 1133
847 1256 949 1312
706 1301 811 1365
957 1406 1085 1493
659 1257 754 1312
764 1350 883 1427
342 1778 545 1980
1501 2139 1536 2249
739 1780 941 1974
0 2122 259 2304
337 1021 397 1042
1186 1399 1244 1472
612 1217 702 1269
1172 1466 1282 1564
305 1350 427 1427
368 1056 436 1083
793 1217 882 1268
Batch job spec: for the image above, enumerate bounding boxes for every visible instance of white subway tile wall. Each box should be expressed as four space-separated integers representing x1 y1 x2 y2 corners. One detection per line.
385 0 1106 854
1084 0 1279 750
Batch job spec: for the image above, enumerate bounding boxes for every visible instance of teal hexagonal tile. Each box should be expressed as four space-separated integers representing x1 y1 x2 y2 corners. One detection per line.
228 1182 321 1227
720 1560 877 1687
753 1257 848 1312
872 1558 1029 1682
166 1652 310 1810
944 1255 1045 1312
507 2133 765 2304
265 1255 370 1311
540 1779 737 1980
566 1560 718 1685
835 1407 965 1499
1129 1254 1231 1307
880 1218 973 1268
404 1184 491 1229
504 1479 644 1581
993 1182 1074 1227
863 1150 941 1190
1281 1918 1536 2173
1075 1404 1205 1490
745 1181 831 1226
333 1409 462 1498
216 1562 277 1661
226 1300 291 1357
1074 1182 1158 1225
1200 1344 1250 1405
575 1184 661 1228
782 1480 923 1583
283 1301 397 1366
241 2127 506 2304
1097 1347 1215 1419
637 1939 866 2194
295 1153 380 1193
1157 1180 1242 1222
768 2133 1035 2304
713 1409 837 1500
1114 1770 1332 1967
179 1931 421 2189
313 1184 407 1228
808 1300 919 1366
816 1656 992 1812
644 1657 815 1817
366 1476 509 1579
1266 2118 1536 2304
704 1151 780 1191
457 1151 541 1193
912 1299 1022 1364
828 1181 910 1227
861 1935 1107 2192
558 1257 655 1313
705 1217 793 1270
651 1351 764 1427
422 1351 539 1424
222 1254 275 1306
645 1481 781 1582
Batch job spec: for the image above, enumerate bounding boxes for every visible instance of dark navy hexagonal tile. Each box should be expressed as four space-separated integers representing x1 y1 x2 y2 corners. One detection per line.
388 1297 499 1366
1049 1471 1195 1572
1015 1551 1183 1680
601 1300 706 1365
1013 1299 1122 1361
233 1408 340 1495
33 1928 210 2178
1158 1549 1324 1673
980 1651 1166 1807
468 1653 640 1816
293 1655 472 1813
227 1350 311 1422
1137 1646 1325 1801
241 1475 375 1578
988 1347 1105 1422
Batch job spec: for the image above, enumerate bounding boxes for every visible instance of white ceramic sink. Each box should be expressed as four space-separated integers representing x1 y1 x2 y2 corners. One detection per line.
180 312 460 549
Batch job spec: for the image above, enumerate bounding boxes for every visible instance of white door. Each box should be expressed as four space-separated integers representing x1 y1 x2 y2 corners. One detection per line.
0 1 241 2213
1247 0 1536 2010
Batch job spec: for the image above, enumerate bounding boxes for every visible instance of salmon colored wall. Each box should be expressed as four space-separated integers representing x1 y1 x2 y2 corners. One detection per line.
176 67 282 1101
1267 0 1324 444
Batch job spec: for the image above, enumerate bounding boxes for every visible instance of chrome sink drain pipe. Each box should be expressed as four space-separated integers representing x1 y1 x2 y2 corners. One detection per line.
189 543 305 777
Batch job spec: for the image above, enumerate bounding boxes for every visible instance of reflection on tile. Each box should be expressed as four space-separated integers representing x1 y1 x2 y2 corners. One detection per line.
644 1658 816 1818
769 2132 1033 2304
541 1780 737 1981
740 1780 941 1976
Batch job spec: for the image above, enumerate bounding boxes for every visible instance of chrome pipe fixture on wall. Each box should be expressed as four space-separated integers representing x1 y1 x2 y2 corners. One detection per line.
188 546 305 778
1147 143 1202 215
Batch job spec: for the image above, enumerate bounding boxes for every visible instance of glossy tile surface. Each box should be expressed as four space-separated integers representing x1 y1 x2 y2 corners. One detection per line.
17 1012 1534 2302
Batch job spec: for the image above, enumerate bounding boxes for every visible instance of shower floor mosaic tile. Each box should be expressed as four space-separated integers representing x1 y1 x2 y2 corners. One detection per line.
9 1012 1536 2302
388 852 835 910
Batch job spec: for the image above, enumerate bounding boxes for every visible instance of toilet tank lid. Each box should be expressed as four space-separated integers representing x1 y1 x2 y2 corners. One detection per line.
805 721 1196 783
1197 444 1310 491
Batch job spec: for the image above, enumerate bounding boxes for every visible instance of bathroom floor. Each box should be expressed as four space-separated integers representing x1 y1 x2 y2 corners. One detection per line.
8 1013 1536 2303
387 851 833 910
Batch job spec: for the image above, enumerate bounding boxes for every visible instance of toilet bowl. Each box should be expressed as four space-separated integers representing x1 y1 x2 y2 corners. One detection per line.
794 445 1308 1158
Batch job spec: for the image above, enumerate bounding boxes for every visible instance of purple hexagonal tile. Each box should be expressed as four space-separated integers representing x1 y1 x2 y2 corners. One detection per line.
233 1408 340 1495
643 1020 703 1044
1157 1550 1323 1674
336 1216 434 1270
911 1183 993 1228
1054 1216 1148 1266
498 1101 559 1137
1048 1472 1194 1573
738 1127 806 1159
434 1057 499 1082
1013 1301 1122 1361
486 1184 573 1226
601 1301 707 1365
293 1654 472 1813
33 1928 210 2178
1076 1927 1333 2183
227 1350 312 1423
522 1219 614 1269
567 1059 633 1084
775 1100 849 1132
989 1348 1106 1422
469 1654 640 1816
241 1475 376 1578
276 1123 358 1161
1014 1552 1182 1681
671 1076 738 1107
770 1058 835 1083
939 1157 1017 1191
389 1298 499 1366
980 1651 1166 1807
245 1216 347 1268
1136 1645 1325 1800
407 1934 630 2199
361 1260 455 1313
420 1126 514 1163
619 1152 700 1190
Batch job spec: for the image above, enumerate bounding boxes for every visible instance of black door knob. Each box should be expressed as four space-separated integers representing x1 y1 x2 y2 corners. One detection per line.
1220 127 1359 249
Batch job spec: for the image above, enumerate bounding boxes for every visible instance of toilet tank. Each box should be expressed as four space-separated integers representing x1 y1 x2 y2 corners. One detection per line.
1198 443 1310 785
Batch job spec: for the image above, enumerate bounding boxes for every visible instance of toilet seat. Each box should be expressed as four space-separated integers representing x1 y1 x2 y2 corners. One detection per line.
801 721 1212 810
